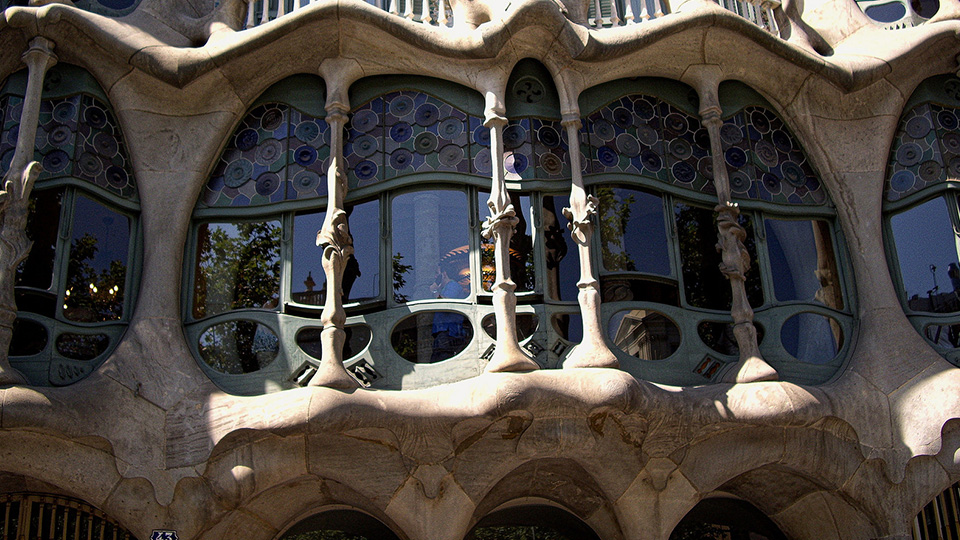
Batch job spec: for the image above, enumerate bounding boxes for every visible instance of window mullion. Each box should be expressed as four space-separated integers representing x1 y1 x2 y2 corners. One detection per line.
280 211 294 309
54 187 77 323
382 191 393 307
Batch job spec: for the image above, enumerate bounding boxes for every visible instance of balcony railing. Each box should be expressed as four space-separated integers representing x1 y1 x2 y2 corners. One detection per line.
715 0 781 36
240 0 673 29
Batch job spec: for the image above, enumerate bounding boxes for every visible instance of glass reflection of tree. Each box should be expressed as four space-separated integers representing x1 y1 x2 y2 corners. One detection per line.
193 222 281 319
674 203 763 310
64 233 126 322
469 526 570 540
597 187 636 271
392 253 412 303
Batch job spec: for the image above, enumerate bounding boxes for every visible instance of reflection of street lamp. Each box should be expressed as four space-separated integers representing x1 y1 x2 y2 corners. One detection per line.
929 264 939 296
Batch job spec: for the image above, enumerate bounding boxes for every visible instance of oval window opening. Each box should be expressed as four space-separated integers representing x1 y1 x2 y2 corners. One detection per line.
552 313 582 343
391 311 473 363
10 318 48 356
781 313 842 364
199 320 279 374
55 333 109 361
698 321 765 355
924 323 960 348
608 309 681 360
481 313 539 341
297 325 372 360
865 1 906 22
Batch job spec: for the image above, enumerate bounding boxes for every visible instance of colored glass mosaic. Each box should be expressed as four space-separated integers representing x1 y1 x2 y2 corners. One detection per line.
582 95 715 196
346 91 481 188
720 107 826 205
204 103 330 207
502 117 571 181
0 93 138 201
886 103 959 202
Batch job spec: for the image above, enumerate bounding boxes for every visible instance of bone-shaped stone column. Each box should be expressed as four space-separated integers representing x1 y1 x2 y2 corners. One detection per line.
482 109 539 373
308 102 361 389
559 113 618 369
0 38 57 386
695 76 777 383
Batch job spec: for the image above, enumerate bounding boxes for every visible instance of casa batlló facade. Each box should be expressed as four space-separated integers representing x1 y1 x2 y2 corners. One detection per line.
0 0 958 537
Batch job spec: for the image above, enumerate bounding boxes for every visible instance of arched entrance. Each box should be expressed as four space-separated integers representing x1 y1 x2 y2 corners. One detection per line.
670 498 786 540
278 509 401 540
465 504 602 540
0 493 136 539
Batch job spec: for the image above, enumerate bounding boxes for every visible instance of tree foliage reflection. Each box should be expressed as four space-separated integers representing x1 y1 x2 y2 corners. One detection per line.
193 221 281 318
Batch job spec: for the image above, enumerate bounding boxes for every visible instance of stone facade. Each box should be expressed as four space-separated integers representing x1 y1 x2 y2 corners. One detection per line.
0 0 960 538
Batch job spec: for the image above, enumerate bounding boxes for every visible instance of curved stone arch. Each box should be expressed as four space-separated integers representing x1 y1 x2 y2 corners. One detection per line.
466 457 625 540
0 432 152 537
466 499 606 540
274 505 406 540
668 495 788 540
199 473 408 540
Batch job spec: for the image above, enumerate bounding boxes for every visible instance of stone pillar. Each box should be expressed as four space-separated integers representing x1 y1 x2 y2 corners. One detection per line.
482 108 539 373
0 37 58 386
560 113 618 369
308 102 360 389
696 80 777 383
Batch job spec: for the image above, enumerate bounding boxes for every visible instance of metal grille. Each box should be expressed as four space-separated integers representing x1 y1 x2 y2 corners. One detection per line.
0 494 136 540
915 482 960 540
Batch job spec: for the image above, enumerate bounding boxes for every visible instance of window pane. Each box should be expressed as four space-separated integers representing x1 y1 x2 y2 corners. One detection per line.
290 200 381 306
675 202 763 310
477 192 534 293
55 333 109 360
64 195 129 322
608 309 681 360
597 187 670 275
542 195 578 301
193 220 281 318
17 187 63 291
198 320 279 374
346 200 380 302
391 311 473 363
391 190 469 303
9 318 48 356
781 312 842 364
291 209 325 306
891 197 960 313
765 219 843 309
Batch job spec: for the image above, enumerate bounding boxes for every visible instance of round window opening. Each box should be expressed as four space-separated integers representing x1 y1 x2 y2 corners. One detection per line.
391 311 473 363
199 320 279 374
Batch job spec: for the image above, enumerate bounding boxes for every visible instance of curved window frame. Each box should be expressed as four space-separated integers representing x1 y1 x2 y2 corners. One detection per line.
582 79 854 386
882 74 960 366
189 73 856 393
2 64 141 387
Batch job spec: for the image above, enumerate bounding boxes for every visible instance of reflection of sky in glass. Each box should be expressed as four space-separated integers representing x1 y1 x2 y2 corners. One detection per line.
781 312 838 364
72 194 129 275
602 188 670 276
765 219 821 303
292 210 325 302
555 313 582 343
392 190 469 302
891 197 960 301
290 200 381 305
346 200 381 301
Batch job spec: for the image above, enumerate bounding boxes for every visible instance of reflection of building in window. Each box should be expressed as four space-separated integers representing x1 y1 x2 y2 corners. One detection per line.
885 75 960 363
611 309 681 360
